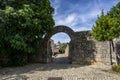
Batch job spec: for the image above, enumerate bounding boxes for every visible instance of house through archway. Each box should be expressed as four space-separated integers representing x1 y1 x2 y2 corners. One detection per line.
49 32 71 64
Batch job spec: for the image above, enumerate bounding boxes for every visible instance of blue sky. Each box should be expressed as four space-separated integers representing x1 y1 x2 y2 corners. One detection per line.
50 0 120 44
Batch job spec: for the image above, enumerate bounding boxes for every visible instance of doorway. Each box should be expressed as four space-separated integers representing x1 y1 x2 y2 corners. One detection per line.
48 32 71 64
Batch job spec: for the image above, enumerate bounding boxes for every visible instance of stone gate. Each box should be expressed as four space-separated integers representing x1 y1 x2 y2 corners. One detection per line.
33 25 119 65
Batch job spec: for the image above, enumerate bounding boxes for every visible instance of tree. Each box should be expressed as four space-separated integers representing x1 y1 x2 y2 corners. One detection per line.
0 0 55 66
108 2 120 21
92 5 120 65
59 43 67 53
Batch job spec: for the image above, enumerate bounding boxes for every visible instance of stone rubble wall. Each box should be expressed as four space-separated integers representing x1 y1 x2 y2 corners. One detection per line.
65 44 69 56
115 38 120 64
71 31 119 65
27 30 120 65
1 25 120 66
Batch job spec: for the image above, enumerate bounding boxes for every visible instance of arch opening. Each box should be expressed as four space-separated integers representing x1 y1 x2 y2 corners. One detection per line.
51 32 71 44
48 32 72 64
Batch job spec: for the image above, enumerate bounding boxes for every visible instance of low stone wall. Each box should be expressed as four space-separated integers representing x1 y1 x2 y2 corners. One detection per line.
92 41 110 65
116 42 120 64
70 31 118 65
35 28 120 65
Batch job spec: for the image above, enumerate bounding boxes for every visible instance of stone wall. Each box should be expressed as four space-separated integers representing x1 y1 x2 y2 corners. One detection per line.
93 41 110 65
38 26 120 65
70 31 95 65
65 44 69 56
1 25 120 66
116 42 120 64
70 31 119 65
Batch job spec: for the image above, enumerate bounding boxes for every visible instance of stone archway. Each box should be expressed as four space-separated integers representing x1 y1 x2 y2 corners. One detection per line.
32 25 117 65
45 25 75 63
52 25 75 40
31 25 75 63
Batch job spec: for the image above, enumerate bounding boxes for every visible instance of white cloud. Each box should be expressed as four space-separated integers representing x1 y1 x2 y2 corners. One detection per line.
73 26 91 32
75 9 101 25
54 8 101 31
56 13 77 26
53 1 102 31
65 14 76 24
50 0 61 16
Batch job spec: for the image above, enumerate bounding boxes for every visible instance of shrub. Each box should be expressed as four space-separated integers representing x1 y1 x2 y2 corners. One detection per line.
112 65 120 72
0 0 54 66
59 43 67 53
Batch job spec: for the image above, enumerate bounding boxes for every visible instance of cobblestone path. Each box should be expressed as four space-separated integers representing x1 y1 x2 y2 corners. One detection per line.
52 54 71 64
0 55 120 80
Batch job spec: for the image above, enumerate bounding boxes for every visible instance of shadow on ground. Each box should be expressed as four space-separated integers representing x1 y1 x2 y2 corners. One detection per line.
0 61 86 77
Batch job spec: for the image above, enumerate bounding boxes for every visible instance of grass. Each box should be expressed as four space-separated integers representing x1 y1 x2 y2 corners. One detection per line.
112 64 120 72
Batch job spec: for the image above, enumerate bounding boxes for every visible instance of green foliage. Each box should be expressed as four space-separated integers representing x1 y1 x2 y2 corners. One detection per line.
92 10 120 41
108 2 120 20
112 65 120 72
92 2 120 41
92 15 120 41
0 0 54 66
59 43 67 53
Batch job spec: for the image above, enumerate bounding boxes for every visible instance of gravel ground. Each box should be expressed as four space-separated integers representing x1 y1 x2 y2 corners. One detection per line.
0 54 120 80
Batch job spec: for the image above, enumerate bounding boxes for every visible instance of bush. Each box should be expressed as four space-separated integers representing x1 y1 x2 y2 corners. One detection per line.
112 65 120 72
59 43 67 53
9 52 28 66
0 0 54 67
